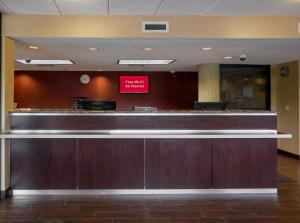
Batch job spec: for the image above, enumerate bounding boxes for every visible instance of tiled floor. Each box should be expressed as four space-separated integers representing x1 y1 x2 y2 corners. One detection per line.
1 155 300 223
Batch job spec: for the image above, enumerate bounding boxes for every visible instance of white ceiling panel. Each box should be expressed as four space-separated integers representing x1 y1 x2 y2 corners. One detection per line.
205 0 300 15
55 0 108 15
1 0 300 15
0 1 12 13
252 0 300 15
157 0 217 15
109 0 162 15
1 0 59 14
204 0 266 15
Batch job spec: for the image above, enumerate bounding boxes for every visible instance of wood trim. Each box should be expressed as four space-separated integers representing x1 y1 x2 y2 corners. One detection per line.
278 148 300 160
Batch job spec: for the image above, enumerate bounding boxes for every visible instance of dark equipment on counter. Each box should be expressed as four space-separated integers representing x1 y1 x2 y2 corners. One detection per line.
73 97 87 109
194 102 227 110
73 98 116 110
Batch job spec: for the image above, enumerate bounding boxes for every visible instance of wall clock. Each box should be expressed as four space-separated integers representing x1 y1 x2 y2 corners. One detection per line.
80 74 90 84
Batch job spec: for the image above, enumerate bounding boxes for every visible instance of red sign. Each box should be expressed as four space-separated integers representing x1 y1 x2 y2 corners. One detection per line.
120 76 149 93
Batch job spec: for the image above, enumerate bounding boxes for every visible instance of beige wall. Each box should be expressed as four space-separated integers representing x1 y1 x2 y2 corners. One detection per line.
272 61 300 155
1 37 15 191
198 64 220 102
2 14 300 38
1 37 15 131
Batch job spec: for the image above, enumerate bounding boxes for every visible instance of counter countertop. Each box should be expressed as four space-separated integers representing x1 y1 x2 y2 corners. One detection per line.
9 109 277 116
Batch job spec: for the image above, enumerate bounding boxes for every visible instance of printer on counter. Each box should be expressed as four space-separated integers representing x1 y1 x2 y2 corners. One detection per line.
194 102 227 110
133 106 157 112
73 97 116 110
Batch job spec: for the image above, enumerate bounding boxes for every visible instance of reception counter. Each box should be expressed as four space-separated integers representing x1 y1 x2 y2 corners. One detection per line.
5 110 291 194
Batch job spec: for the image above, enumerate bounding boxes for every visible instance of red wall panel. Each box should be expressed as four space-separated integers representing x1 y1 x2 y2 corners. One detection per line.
14 71 198 109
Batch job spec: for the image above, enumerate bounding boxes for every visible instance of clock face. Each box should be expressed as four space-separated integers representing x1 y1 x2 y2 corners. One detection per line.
80 74 90 84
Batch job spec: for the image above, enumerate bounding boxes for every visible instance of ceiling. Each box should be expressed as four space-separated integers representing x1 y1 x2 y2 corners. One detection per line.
1 0 300 15
14 38 300 71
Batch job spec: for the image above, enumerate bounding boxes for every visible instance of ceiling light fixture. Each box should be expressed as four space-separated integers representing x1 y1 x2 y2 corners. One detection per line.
28 45 40 50
118 59 175 65
201 47 213 51
224 56 233 59
16 59 74 65
87 47 99 51
143 47 155 51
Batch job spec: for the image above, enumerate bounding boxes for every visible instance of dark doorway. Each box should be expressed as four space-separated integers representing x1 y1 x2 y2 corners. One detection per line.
220 64 271 110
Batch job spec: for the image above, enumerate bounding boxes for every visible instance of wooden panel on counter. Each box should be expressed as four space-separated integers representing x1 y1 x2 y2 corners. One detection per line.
10 114 277 130
145 139 212 189
11 139 77 189
212 139 277 188
78 139 144 189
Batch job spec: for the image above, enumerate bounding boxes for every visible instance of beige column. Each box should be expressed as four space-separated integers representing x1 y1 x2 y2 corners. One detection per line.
271 61 300 156
198 64 220 102
1 37 15 192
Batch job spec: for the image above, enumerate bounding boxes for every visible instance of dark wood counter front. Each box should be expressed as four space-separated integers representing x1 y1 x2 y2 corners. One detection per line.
78 139 144 189
212 139 277 188
9 111 280 192
145 139 212 189
10 111 276 130
11 139 77 189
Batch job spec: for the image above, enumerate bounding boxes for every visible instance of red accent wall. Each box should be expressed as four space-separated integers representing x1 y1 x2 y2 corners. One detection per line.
14 71 198 109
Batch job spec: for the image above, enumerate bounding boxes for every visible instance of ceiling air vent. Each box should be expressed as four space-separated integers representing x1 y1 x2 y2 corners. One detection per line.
142 21 169 33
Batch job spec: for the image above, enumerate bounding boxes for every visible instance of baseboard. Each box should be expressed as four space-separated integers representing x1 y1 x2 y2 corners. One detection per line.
0 187 11 200
278 149 300 160
12 189 277 195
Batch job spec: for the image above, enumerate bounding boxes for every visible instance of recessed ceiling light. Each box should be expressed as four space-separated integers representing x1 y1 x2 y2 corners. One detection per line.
224 56 233 59
87 47 99 51
28 45 40 50
97 69 103 71
201 47 213 51
143 47 155 51
118 59 175 65
16 59 74 65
